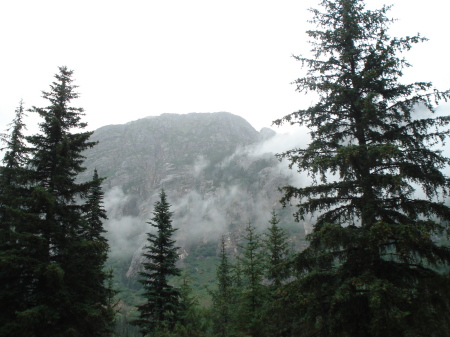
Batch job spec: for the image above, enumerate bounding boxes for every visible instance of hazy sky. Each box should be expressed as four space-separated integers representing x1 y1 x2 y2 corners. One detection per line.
1 0 448 135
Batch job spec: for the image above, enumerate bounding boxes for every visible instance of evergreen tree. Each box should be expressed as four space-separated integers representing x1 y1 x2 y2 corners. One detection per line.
135 189 181 336
231 256 243 289
0 99 29 249
274 0 450 336
74 169 115 336
261 211 291 337
211 236 235 337
10 66 111 336
0 100 29 176
264 210 290 288
83 169 108 242
0 101 39 336
0 100 31 235
236 223 266 337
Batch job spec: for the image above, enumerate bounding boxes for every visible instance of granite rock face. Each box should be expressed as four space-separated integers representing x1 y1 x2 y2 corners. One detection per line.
81 112 304 278
82 112 259 194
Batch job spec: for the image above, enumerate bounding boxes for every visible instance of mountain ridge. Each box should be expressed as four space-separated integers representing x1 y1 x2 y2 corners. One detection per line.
80 112 305 281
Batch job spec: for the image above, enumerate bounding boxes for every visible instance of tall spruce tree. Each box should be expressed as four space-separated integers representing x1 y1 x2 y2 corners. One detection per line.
211 236 234 337
77 169 115 336
236 223 266 337
274 0 450 336
135 189 181 336
0 101 39 336
83 169 108 243
264 210 290 288
16 66 111 336
0 100 30 234
0 100 29 248
0 100 29 178
261 211 291 337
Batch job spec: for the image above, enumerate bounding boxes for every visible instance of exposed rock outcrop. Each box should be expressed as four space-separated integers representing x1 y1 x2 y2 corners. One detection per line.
81 112 305 278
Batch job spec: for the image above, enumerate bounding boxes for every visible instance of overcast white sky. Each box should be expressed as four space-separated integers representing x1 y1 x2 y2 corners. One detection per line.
1 0 448 135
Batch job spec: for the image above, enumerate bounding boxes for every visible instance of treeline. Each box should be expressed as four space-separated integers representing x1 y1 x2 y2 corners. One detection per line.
129 190 294 337
209 211 292 337
3 0 450 335
129 0 450 335
0 66 294 337
0 67 114 336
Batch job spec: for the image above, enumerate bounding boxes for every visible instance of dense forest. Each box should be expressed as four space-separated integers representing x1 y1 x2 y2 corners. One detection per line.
2 0 450 336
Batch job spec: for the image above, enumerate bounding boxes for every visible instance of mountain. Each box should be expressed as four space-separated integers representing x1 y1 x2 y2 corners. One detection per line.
81 112 306 284
81 112 260 194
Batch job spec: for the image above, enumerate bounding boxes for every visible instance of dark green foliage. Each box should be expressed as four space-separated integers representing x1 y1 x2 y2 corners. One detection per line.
210 236 236 337
0 68 113 336
80 169 115 336
71 169 115 336
135 189 182 335
114 315 142 337
181 242 219 301
175 273 211 336
264 210 290 288
24 66 110 336
83 169 108 242
274 0 450 335
236 224 267 336
208 217 294 337
0 100 38 336
260 211 292 337
0 100 31 231
0 100 29 172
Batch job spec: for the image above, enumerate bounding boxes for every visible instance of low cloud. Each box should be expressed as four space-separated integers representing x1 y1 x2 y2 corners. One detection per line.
103 187 149 258
101 129 316 264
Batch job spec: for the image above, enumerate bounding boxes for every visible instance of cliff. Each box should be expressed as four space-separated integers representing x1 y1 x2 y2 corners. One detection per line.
81 112 305 279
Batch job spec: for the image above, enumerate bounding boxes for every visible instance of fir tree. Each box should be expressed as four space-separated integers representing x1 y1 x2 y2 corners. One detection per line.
0 100 31 235
82 168 108 242
135 189 181 336
236 223 266 337
13 66 110 336
0 100 29 176
74 169 115 336
0 100 29 245
27 66 96 258
264 210 290 288
211 236 235 337
274 0 450 336
261 211 292 337
0 101 38 336
231 257 243 289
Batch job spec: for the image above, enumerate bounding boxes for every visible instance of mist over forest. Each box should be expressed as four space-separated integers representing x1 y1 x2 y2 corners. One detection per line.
2 0 450 336
85 113 310 277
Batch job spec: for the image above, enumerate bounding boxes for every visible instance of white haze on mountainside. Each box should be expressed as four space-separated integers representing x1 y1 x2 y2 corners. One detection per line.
101 102 450 265
103 187 149 258
101 128 312 263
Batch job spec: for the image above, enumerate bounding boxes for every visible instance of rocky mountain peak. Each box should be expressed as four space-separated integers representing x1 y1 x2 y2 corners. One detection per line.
80 112 305 279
